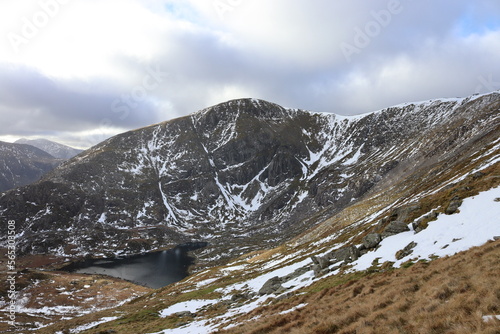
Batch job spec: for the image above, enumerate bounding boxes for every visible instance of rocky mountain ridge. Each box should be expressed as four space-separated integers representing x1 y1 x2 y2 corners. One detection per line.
0 92 499 267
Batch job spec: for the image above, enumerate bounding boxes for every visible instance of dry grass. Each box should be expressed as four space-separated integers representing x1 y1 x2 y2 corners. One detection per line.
0 270 150 333
221 239 500 334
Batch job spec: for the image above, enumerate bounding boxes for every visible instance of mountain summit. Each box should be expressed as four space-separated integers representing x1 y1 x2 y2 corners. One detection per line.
0 94 499 266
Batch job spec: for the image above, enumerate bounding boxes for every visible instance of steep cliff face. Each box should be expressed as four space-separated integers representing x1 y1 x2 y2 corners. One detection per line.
0 142 62 192
1 93 499 265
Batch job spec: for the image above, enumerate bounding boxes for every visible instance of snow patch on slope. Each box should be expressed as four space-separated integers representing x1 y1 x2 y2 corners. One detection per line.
351 186 500 270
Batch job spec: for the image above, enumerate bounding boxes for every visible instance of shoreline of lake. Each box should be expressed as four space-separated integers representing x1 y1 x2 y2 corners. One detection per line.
60 242 208 289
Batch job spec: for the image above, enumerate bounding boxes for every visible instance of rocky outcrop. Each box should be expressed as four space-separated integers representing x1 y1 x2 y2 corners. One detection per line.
258 266 312 295
310 224 416 277
412 211 439 233
311 245 361 277
445 198 463 215
362 233 382 249
395 241 418 260
259 277 285 295
389 204 422 223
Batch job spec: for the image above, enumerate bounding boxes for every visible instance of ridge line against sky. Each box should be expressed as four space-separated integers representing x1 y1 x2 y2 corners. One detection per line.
0 0 499 149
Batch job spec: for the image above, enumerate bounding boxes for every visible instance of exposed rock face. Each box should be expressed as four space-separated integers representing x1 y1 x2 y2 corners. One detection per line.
0 141 63 192
0 92 499 267
258 266 312 295
327 246 360 263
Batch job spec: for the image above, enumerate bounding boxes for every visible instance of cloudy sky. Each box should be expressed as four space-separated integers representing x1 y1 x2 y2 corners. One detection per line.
0 0 499 149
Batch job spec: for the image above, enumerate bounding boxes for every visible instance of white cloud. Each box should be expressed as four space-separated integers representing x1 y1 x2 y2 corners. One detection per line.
0 0 499 148
0 0 170 80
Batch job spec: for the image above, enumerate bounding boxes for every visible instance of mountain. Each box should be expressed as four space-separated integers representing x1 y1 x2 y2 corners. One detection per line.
3 91 500 333
15 138 83 159
0 141 63 192
0 139 81 192
0 92 499 268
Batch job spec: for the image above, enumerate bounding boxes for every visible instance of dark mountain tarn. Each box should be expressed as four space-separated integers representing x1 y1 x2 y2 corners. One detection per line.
61 242 208 289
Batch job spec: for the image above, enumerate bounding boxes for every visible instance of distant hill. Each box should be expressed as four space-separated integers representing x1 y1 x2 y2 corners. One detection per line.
15 138 83 159
0 141 63 192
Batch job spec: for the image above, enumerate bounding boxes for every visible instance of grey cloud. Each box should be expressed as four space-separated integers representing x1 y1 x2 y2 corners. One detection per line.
0 64 161 137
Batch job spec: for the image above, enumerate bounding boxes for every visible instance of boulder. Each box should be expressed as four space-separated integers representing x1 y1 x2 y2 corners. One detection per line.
317 256 330 269
231 293 250 303
311 254 331 277
259 276 284 295
311 246 360 278
326 246 360 263
382 221 410 238
445 200 463 215
174 311 196 318
312 264 323 277
362 233 382 249
394 203 422 221
311 255 329 269
376 217 388 230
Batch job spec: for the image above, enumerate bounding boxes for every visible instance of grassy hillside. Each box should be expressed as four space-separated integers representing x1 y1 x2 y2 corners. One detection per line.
222 240 500 334
31 160 500 334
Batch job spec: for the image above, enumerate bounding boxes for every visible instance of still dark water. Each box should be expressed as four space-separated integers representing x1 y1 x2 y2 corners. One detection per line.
64 243 207 289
